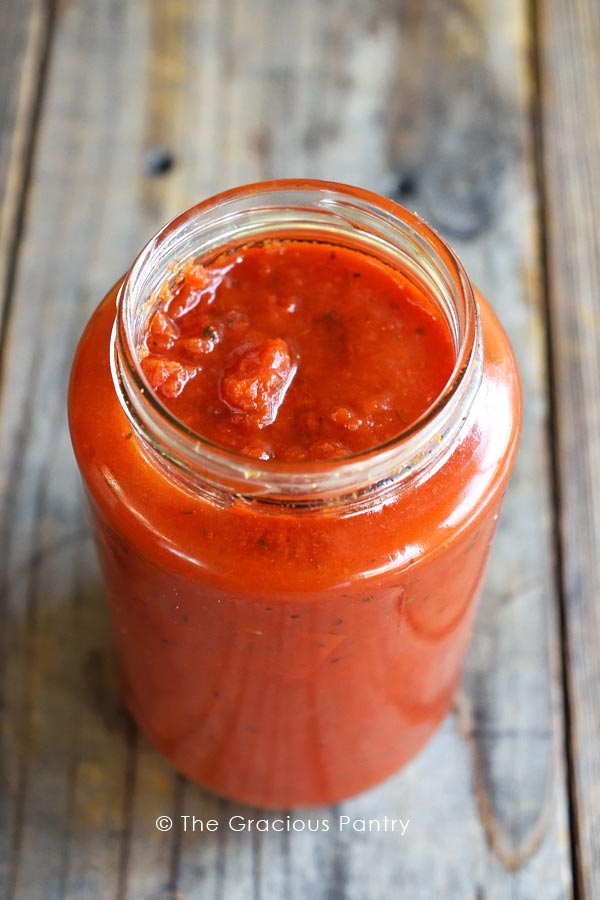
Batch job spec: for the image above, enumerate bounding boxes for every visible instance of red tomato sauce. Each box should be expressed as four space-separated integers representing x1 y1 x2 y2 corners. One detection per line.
139 242 455 459
69 195 521 808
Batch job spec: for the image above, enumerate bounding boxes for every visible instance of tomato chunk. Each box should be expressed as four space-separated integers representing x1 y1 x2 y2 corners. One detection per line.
219 339 295 426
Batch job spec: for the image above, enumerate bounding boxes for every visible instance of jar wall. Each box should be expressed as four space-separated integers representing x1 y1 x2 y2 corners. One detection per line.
69 277 521 806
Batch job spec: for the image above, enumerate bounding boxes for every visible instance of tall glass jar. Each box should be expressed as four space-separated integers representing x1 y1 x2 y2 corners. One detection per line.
68 180 521 807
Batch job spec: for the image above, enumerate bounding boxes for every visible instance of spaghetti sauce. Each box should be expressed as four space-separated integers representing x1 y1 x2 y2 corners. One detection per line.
68 181 521 807
138 242 455 459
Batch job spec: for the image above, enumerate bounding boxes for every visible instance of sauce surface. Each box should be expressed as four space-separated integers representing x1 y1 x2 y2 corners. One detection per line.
139 242 455 460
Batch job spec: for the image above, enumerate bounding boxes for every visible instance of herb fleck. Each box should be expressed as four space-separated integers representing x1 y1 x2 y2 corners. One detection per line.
331 617 343 626
257 538 269 549
464 529 481 554
324 309 336 321
124 432 133 440
203 325 218 339
361 595 373 603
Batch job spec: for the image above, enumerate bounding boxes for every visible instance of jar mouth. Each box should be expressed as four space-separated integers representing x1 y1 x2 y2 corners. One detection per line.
111 179 482 506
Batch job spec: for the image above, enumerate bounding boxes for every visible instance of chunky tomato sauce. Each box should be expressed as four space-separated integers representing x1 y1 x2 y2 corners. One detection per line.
139 242 455 460
69 187 522 808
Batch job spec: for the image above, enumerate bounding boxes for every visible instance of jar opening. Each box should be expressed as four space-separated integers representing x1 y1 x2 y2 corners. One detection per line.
111 180 482 509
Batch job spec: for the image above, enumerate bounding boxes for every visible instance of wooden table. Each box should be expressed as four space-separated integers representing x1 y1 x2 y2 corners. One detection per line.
0 1 598 897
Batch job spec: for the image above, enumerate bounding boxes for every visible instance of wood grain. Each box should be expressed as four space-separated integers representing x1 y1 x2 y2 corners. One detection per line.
537 0 600 897
0 0 577 896
0 0 51 356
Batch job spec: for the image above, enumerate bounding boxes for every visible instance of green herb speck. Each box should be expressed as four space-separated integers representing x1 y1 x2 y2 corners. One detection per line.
464 529 481 554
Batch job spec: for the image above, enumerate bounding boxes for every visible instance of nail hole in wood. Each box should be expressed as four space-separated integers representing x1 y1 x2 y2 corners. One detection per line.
145 149 175 176
395 172 418 199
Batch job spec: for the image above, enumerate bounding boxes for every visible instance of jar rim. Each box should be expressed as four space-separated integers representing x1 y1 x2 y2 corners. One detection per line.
111 179 483 508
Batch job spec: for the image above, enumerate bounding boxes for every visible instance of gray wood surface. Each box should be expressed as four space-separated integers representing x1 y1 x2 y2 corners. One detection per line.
0 0 595 896
0 0 51 341
538 0 600 897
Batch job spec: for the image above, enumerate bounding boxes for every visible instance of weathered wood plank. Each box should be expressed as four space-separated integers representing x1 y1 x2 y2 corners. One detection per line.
537 0 600 896
0 0 150 896
0 0 51 355
0 0 572 897
0 2 58 895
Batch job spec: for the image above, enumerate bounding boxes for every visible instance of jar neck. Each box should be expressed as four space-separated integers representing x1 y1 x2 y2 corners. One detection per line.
111 180 483 513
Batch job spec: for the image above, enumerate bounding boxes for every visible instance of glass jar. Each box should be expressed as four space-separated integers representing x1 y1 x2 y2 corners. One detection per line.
68 180 522 807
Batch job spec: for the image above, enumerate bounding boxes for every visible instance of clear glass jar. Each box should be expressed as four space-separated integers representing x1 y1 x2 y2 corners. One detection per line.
68 180 522 807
